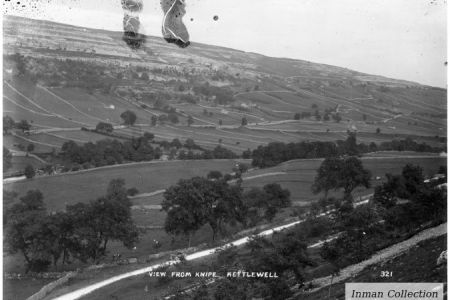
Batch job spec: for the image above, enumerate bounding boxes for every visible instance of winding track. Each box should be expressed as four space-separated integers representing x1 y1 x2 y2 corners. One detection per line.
51 195 375 300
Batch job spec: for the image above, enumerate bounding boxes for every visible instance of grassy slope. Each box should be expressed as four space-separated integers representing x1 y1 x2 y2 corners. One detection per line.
243 156 446 203
299 235 447 300
5 156 45 175
3 278 54 300
4 159 249 211
4 154 446 299
4 155 445 211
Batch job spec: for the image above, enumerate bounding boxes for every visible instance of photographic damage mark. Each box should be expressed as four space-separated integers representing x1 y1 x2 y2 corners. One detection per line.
161 0 190 48
121 0 146 49
121 0 143 12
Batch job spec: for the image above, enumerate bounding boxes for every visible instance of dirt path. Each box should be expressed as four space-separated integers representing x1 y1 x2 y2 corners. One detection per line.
10 149 47 164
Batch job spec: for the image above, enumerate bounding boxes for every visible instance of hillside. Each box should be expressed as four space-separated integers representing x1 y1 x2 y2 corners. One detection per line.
3 15 446 163
2 14 447 300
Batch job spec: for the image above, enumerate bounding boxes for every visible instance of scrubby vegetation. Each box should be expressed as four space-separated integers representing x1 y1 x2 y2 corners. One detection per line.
168 161 446 299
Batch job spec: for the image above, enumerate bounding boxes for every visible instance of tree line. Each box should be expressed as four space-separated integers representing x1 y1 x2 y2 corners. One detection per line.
250 133 445 168
59 135 239 171
60 133 161 168
4 179 138 273
3 115 31 134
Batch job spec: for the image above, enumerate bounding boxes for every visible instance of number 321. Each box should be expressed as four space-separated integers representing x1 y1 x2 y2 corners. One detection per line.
380 271 393 277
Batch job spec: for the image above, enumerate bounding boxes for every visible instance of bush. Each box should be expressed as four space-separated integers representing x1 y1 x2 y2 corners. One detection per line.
28 259 51 273
127 187 139 196
24 164 36 179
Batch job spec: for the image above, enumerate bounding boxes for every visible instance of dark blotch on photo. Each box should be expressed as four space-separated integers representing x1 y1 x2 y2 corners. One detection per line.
121 0 143 12
161 0 190 48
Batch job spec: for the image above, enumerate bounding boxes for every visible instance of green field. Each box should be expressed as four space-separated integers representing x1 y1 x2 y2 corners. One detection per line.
4 159 249 211
5 155 45 176
242 155 446 204
5 154 445 211
4 77 446 158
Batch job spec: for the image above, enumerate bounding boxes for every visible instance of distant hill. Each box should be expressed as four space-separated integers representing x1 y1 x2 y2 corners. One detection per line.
3 15 428 87
2 15 446 156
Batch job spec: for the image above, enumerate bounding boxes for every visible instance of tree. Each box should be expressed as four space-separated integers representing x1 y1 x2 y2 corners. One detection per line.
185 138 196 150
333 113 342 123
341 132 359 156
17 120 31 132
242 148 252 159
187 115 194 127
162 178 212 246
236 232 314 299
41 212 76 268
127 187 139 196
339 157 371 197
191 284 210 300
27 143 35 153
3 116 15 134
96 122 114 133
143 132 155 141
162 177 246 244
373 184 396 209
263 183 291 221
24 164 36 179
401 164 424 197
151 115 158 126
168 112 179 124
312 156 371 199
312 157 342 199
207 170 223 180
169 138 182 149
294 113 301 120
376 128 381 134
120 110 137 126
438 165 447 175
320 241 344 298
4 147 12 170
4 190 49 272
219 119 223 126
314 110 321 121
140 72 149 80
241 117 248 126
214 279 250 300
67 179 138 263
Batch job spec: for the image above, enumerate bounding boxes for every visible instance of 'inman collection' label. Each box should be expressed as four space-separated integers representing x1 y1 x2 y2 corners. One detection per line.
346 283 443 300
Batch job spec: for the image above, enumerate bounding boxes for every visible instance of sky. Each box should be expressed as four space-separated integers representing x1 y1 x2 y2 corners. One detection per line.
3 0 448 87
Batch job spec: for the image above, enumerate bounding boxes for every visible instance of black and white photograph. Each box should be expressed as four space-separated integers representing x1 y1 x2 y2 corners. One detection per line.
1 1 447 299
